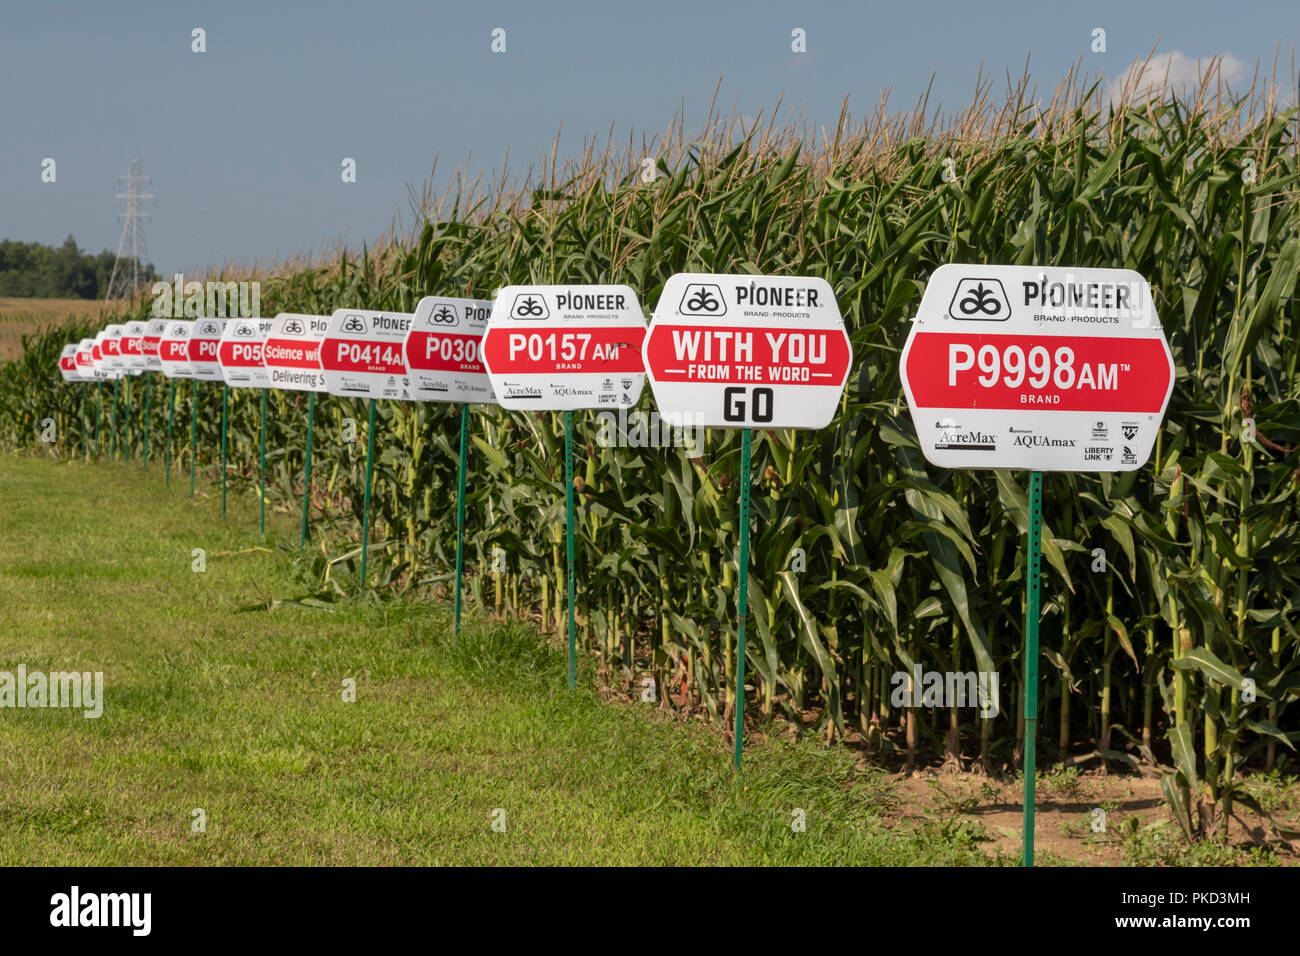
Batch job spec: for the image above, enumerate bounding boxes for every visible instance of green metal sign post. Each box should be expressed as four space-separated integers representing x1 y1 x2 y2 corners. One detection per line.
300 392 316 547
142 375 151 474
220 385 230 515
81 382 89 461
564 410 576 692
122 376 131 460
110 378 120 460
733 427 753 771
164 379 175 488
359 398 378 589
1022 470 1044 866
258 389 268 535
189 380 198 498
454 404 470 637
94 381 102 458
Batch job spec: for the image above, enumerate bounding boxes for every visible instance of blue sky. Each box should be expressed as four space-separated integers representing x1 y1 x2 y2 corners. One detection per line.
3 0 1296 276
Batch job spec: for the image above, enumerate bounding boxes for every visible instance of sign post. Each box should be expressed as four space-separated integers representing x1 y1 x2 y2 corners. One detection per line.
1023 469 1043 866
140 319 164 474
454 404 469 632
120 322 146 461
103 325 127 460
645 273 852 769
401 295 496 636
90 330 114 458
898 263 1175 866
321 308 416 589
190 379 198 498
74 339 95 460
302 392 316 545
219 317 274 531
262 313 329 546
188 318 228 499
158 320 193 488
142 373 151 473
482 284 647 690
165 380 176 486
220 384 230 513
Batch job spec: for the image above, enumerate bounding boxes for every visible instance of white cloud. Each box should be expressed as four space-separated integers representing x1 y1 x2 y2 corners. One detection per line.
1106 51 1251 107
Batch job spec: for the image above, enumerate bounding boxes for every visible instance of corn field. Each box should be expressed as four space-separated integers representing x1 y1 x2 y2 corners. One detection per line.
4 67 1299 842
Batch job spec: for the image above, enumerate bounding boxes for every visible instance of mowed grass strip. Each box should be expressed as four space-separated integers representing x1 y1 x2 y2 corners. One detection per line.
0 453 1004 865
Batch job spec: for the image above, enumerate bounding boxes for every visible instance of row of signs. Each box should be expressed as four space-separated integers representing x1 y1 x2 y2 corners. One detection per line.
58 266 1175 472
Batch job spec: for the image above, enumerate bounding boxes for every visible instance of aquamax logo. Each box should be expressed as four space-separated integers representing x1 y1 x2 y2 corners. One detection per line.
50 886 151 936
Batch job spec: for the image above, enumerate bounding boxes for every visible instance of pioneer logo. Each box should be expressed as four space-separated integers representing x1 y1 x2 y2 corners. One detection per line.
678 283 726 316
341 314 366 333
510 293 549 320
282 319 305 335
949 278 1010 320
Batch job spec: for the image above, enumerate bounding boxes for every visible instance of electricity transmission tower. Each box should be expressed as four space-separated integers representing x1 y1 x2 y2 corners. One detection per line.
104 159 154 302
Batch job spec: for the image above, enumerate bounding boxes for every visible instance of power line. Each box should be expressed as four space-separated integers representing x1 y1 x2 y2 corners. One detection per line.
104 159 154 302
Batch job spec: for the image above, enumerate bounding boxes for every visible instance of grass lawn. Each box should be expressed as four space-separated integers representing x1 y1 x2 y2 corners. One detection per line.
0 451 1006 865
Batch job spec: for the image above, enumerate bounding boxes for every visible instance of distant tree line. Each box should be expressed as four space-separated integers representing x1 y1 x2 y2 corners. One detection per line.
0 236 158 299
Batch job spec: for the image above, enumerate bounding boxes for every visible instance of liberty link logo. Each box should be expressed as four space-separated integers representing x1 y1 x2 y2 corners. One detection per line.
510 293 549 320
678 283 726 317
949 278 1010 320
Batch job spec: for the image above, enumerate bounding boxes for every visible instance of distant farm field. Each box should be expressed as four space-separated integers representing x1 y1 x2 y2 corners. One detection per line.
0 297 121 362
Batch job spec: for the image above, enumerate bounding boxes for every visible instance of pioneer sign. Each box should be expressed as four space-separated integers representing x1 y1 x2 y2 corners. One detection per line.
403 296 496 404
75 338 98 380
644 273 852 429
121 321 149 371
158 321 194 378
103 324 127 372
262 313 328 392
187 318 227 381
91 331 117 380
218 318 274 388
59 344 80 382
899 264 1174 471
320 309 413 400
480 285 646 410
142 319 167 371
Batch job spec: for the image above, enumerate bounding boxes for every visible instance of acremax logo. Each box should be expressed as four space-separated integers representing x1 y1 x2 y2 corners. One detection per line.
50 886 151 936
